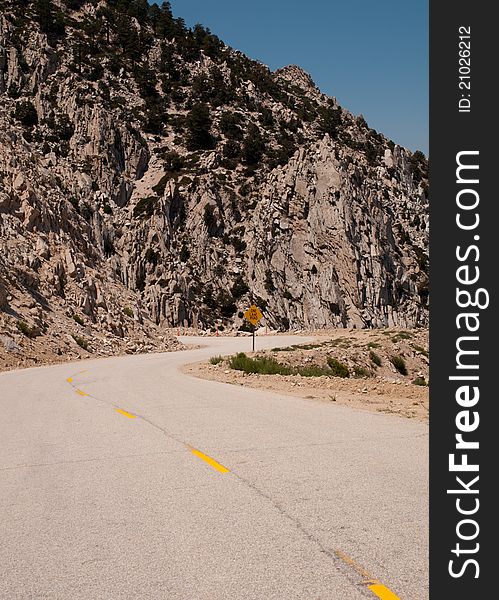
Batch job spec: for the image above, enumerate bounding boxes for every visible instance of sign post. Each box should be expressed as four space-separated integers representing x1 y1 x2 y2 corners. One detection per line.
243 305 263 352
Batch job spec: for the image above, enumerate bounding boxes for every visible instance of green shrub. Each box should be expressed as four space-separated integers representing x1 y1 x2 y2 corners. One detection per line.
14 101 38 127
48 114 74 141
203 204 216 227
329 338 351 348
179 244 190 263
72 314 85 326
369 351 382 367
271 343 321 352
210 355 224 365
72 334 89 351
231 237 247 253
392 331 413 343
219 111 243 139
413 344 429 358
217 289 237 318
178 176 192 187
16 320 37 338
123 306 134 318
231 276 249 298
412 376 427 386
297 364 331 377
229 353 337 378
133 196 158 219
367 341 381 349
365 143 380 166
229 353 292 375
326 357 350 378
390 355 408 375
222 141 241 162
145 248 159 265
353 365 372 378
68 196 80 214
221 304 237 318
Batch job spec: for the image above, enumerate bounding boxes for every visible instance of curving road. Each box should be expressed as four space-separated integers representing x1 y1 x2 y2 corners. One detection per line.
0 336 428 599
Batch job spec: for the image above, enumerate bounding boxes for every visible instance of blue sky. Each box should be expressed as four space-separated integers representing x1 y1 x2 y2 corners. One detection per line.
166 1 428 154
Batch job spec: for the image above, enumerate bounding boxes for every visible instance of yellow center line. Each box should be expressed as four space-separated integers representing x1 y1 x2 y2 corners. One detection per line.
64 373 398 599
115 408 136 419
368 584 401 600
333 550 400 600
67 370 88 382
334 550 376 582
191 448 230 473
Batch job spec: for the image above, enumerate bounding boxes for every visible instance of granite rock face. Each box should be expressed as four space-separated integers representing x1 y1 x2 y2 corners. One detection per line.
0 0 428 363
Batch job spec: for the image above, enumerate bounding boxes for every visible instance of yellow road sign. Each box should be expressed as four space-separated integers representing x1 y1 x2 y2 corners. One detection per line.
244 305 263 326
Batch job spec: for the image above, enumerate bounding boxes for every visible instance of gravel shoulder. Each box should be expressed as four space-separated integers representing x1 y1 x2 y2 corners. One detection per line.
184 328 429 422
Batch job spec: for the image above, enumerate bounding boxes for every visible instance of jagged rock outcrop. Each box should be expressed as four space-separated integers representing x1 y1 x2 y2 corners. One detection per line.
248 138 427 328
0 0 428 366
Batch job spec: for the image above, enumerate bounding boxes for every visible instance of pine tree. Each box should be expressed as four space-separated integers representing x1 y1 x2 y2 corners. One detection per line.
62 0 85 9
318 104 342 137
155 2 175 39
33 0 65 44
116 13 142 60
185 104 214 151
242 124 265 165
13 100 38 127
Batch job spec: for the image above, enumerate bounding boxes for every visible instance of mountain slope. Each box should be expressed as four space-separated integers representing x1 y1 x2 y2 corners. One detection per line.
0 0 428 365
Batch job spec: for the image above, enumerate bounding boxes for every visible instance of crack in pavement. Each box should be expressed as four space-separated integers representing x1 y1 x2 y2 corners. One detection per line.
64 369 401 599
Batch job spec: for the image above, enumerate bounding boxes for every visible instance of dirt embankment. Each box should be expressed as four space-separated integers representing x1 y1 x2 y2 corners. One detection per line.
0 316 183 372
185 329 429 422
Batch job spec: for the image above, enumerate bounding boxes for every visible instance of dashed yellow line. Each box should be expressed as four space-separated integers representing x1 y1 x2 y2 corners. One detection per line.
115 408 136 419
191 448 230 473
67 374 136 420
334 550 375 583
368 584 401 600
62 376 400 599
334 550 400 599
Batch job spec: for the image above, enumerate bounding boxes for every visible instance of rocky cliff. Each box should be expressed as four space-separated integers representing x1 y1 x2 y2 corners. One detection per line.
0 0 428 366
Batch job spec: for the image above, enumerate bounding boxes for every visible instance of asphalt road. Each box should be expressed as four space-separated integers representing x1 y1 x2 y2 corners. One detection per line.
0 336 428 600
